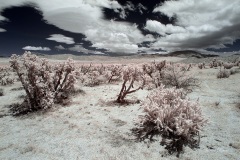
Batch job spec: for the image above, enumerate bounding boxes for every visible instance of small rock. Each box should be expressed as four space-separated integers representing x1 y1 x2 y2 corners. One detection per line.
207 145 214 150
229 143 240 149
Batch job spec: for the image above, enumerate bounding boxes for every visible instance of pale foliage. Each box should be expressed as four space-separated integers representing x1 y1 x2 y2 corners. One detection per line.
217 68 230 78
132 85 206 157
9 51 76 114
161 64 199 91
0 66 15 86
116 66 145 103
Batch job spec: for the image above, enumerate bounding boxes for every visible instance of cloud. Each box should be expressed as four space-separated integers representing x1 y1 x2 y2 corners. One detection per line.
22 46 51 51
35 0 144 53
0 28 6 32
68 45 89 54
145 20 186 36
84 21 145 53
46 34 75 44
93 42 138 53
151 0 240 51
93 51 105 55
55 45 65 50
0 0 146 54
68 44 105 54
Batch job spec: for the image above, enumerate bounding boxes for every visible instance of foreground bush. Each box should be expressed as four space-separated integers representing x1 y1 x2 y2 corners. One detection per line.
9 52 76 115
132 86 207 157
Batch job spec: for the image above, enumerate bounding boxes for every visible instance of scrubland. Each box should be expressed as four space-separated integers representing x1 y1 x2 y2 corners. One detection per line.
0 52 240 160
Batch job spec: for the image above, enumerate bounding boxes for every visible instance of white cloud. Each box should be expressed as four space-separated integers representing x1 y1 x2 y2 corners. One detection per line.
0 28 6 32
0 0 146 54
93 42 138 53
151 0 240 51
4 0 239 53
55 45 65 50
68 45 89 54
22 46 51 51
145 20 186 36
47 34 75 44
93 51 105 55
36 0 144 53
68 44 105 55
84 21 144 53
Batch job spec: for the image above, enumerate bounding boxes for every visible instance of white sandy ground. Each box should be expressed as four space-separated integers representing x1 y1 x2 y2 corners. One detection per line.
0 56 240 160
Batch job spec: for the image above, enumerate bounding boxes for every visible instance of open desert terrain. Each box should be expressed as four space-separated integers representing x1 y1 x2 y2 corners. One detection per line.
0 53 240 160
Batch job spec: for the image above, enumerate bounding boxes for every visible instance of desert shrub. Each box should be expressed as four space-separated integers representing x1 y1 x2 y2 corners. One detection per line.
0 77 14 86
0 88 3 96
80 63 92 75
186 64 192 71
198 63 205 69
142 63 155 78
94 64 106 75
107 65 122 83
116 66 145 103
0 66 15 86
161 64 199 91
154 60 166 73
209 58 218 68
223 63 234 69
217 69 230 78
229 68 238 75
9 51 77 114
132 85 207 157
84 71 108 86
151 71 164 88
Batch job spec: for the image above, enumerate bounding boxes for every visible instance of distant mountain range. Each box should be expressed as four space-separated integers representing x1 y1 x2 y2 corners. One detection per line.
1 50 239 58
166 50 219 58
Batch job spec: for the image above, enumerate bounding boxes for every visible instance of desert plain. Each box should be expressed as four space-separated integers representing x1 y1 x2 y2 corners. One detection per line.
0 53 240 160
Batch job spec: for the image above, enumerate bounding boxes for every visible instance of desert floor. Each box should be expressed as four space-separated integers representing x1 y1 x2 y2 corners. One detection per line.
0 55 240 160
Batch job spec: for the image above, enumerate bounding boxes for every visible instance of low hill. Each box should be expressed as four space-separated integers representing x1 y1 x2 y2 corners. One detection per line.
167 50 219 58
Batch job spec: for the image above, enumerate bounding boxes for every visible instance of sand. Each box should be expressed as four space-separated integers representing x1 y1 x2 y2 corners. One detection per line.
0 55 240 160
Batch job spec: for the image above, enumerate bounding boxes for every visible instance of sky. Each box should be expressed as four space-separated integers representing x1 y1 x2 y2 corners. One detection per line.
0 0 240 56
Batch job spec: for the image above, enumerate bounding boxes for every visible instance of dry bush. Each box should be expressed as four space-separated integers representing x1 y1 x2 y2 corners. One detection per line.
209 59 219 68
77 64 120 86
94 64 106 75
0 66 15 86
161 64 199 91
80 63 92 75
116 66 145 103
229 68 238 75
223 63 234 69
142 63 155 78
84 71 108 86
217 68 230 78
198 63 205 69
132 86 207 157
142 61 167 89
9 51 77 115
107 65 123 83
